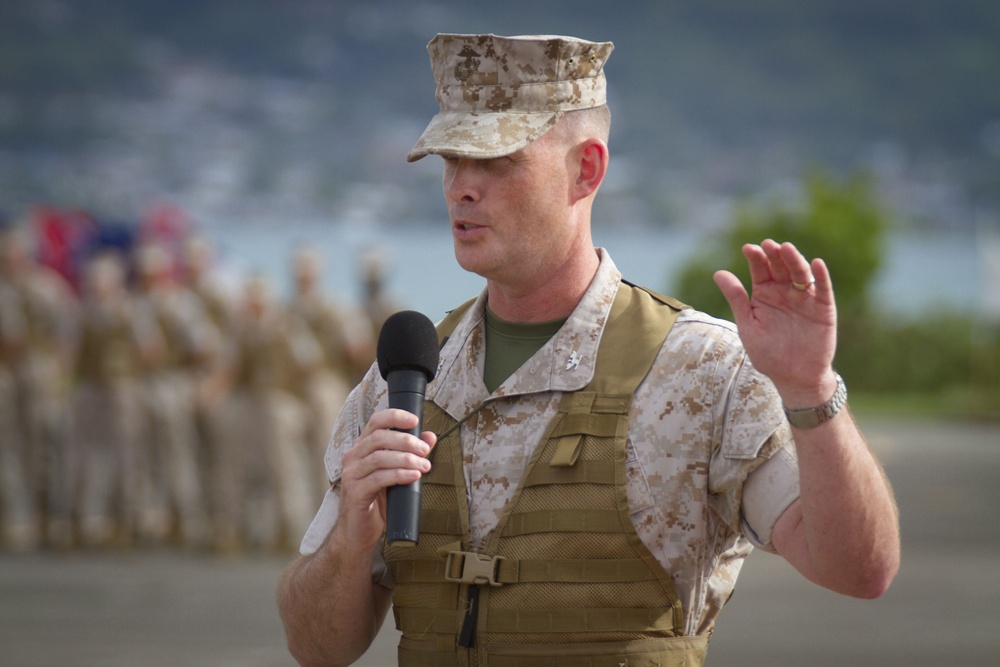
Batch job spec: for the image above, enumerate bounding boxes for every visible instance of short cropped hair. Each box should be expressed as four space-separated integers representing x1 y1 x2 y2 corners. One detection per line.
561 105 611 145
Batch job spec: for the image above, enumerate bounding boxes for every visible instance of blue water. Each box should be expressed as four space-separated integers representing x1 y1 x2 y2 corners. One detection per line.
204 220 990 321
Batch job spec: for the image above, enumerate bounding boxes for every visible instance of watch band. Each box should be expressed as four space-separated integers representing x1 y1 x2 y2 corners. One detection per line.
783 373 848 429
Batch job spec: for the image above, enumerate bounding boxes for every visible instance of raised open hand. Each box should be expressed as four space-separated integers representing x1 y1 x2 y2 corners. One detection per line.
712 239 839 404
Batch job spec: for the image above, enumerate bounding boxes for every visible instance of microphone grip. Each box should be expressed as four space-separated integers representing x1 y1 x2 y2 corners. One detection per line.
385 370 428 546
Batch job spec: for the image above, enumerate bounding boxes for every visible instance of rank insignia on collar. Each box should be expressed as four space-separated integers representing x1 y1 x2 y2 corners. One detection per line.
565 350 582 371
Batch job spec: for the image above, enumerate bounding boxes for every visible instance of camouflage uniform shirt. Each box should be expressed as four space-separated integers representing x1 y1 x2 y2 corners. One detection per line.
301 249 801 636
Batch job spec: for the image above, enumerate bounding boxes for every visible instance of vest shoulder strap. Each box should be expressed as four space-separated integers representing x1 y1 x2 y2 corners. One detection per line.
435 297 477 346
588 280 688 396
621 278 690 311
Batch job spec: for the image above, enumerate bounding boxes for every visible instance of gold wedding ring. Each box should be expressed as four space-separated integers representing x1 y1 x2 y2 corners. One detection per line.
792 278 815 291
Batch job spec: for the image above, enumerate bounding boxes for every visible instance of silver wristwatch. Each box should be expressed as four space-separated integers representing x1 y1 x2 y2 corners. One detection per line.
783 373 848 429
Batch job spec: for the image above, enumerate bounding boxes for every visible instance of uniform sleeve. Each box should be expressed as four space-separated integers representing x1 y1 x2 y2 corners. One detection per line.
708 340 796 540
299 484 340 555
739 425 800 551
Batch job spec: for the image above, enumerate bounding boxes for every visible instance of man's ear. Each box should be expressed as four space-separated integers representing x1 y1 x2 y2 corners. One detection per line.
572 138 609 202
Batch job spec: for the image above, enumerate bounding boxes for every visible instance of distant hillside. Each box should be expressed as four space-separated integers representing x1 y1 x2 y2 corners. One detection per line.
1 0 998 227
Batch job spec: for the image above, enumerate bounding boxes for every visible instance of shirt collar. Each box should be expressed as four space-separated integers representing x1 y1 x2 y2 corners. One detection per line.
428 248 622 420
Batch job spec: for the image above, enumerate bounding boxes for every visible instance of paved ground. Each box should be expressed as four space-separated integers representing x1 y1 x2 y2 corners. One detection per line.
1 416 997 666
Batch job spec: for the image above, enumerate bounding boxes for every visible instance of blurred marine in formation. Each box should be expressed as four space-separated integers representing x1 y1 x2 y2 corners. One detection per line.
211 273 318 553
133 242 215 548
359 245 403 345
179 235 239 522
71 252 155 547
0 213 399 556
0 226 77 550
286 247 374 495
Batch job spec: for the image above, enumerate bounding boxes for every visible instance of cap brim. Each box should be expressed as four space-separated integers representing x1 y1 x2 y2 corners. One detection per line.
406 110 563 162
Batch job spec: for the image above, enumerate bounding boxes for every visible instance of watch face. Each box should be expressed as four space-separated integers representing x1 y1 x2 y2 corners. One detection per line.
786 408 822 430
784 374 846 429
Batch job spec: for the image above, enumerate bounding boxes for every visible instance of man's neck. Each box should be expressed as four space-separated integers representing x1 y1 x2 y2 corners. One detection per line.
485 247 600 323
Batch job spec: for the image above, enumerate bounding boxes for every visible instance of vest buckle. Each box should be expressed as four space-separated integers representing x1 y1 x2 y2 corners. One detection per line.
444 551 504 587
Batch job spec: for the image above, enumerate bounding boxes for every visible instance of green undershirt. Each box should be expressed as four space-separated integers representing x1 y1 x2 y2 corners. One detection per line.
483 307 567 394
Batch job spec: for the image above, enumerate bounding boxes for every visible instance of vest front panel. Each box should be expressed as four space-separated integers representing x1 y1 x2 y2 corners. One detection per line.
384 284 707 666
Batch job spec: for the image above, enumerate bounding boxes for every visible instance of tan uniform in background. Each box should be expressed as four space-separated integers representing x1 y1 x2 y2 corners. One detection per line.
359 245 402 352
180 236 239 532
0 227 77 550
0 281 34 549
286 247 374 499
212 274 318 553
133 243 214 548
70 253 155 547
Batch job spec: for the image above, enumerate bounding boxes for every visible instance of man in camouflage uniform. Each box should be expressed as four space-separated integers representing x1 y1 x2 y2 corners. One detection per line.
71 252 157 547
0 274 34 549
359 245 402 353
286 246 374 499
212 274 318 553
181 236 238 342
279 34 900 666
0 226 77 549
179 236 238 525
133 242 213 548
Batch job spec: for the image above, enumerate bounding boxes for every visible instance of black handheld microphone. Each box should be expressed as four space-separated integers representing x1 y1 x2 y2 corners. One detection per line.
376 310 440 546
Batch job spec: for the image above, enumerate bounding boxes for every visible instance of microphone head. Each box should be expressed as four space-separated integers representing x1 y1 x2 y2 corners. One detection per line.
377 310 440 381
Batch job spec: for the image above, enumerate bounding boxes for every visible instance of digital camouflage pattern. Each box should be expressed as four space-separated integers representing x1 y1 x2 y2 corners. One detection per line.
407 33 614 162
302 250 801 636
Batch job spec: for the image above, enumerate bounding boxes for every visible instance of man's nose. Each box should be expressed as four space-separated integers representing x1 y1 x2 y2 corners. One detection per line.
444 160 480 203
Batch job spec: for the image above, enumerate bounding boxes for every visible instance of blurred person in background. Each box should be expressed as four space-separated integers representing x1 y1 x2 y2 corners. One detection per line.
133 242 214 549
180 235 239 525
286 246 374 499
359 245 403 354
70 251 158 548
211 273 319 553
181 236 238 344
0 224 77 550
0 263 34 550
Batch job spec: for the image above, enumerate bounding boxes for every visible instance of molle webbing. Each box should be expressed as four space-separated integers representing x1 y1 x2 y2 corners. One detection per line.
386 282 709 666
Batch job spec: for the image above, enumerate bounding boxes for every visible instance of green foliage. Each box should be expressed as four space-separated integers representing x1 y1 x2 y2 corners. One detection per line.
674 172 1000 417
676 170 886 321
839 313 974 392
842 312 1000 418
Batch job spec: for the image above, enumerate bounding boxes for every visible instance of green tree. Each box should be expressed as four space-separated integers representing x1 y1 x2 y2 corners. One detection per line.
674 170 888 387
675 170 887 321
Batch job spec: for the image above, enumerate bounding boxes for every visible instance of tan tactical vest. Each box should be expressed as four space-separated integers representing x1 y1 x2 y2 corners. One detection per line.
234 321 295 393
383 282 710 667
12 276 63 354
76 302 141 382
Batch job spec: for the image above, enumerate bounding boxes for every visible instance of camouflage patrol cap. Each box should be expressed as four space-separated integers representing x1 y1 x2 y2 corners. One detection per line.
406 33 614 162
